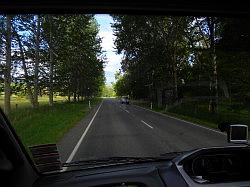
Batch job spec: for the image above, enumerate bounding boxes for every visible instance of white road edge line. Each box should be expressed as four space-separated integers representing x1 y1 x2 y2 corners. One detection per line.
134 104 225 135
141 120 154 129
61 101 103 172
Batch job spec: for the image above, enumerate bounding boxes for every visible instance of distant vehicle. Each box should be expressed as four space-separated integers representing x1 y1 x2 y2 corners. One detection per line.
121 96 129 104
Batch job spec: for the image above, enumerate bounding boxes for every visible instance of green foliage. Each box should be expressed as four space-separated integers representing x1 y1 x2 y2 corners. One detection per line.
0 83 3 95
113 73 131 97
101 84 115 97
40 15 105 99
1 14 105 109
112 15 250 111
41 15 105 98
217 18 250 102
112 16 190 100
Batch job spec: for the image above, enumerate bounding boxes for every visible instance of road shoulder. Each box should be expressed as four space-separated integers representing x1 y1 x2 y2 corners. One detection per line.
132 103 225 135
57 101 102 163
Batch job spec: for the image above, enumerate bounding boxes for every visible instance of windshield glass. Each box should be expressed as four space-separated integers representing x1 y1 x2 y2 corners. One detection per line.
0 14 249 173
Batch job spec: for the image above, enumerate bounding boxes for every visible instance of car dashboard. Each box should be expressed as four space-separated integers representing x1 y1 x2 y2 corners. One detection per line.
33 146 250 187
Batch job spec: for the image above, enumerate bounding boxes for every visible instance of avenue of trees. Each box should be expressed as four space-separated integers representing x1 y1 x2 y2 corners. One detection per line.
113 16 250 112
0 14 105 115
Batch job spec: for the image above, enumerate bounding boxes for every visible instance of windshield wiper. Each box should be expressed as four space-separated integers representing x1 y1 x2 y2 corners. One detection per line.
160 151 188 158
62 152 184 168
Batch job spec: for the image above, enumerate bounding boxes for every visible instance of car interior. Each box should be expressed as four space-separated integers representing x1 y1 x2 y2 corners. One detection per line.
0 0 250 187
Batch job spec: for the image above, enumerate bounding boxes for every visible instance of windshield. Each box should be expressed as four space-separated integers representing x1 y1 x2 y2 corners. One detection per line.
0 14 249 173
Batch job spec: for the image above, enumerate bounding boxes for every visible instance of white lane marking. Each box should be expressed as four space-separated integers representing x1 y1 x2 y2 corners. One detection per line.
62 101 103 172
119 104 130 114
141 120 154 129
133 104 225 135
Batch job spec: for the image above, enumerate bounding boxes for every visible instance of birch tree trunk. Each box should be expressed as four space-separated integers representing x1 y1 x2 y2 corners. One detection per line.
49 15 54 106
34 15 40 108
4 15 11 115
15 29 35 107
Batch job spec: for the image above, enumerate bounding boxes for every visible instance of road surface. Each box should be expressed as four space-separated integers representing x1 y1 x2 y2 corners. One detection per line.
59 99 227 163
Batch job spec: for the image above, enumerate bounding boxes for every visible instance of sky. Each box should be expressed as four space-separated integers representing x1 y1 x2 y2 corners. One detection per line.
95 14 122 85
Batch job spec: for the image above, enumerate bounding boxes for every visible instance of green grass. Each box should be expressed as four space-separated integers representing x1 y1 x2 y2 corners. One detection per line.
131 100 250 131
0 96 101 149
0 95 67 109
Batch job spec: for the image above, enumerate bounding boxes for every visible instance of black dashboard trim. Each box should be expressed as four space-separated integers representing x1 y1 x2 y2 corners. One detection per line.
173 146 250 186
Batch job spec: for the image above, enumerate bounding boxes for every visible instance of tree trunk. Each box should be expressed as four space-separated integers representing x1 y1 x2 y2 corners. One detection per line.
14 28 35 107
213 49 219 111
173 69 178 100
49 15 54 106
4 15 11 115
77 94 79 102
34 15 40 108
68 91 71 102
76 79 79 102
73 92 77 102
156 88 162 108
208 17 218 113
221 81 229 98
172 49 178 101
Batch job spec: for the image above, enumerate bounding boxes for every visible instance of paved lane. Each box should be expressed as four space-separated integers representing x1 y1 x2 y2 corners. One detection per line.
71 99 227 161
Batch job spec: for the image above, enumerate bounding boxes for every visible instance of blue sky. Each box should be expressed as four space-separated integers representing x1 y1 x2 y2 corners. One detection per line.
95 14 122 85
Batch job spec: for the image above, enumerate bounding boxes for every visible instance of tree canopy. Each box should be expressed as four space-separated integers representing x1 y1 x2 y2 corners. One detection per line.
112 15 250 110
1 14 105 113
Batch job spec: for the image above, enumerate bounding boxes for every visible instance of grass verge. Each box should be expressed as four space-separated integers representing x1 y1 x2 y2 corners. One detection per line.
1 96 101 149
131 100 250 131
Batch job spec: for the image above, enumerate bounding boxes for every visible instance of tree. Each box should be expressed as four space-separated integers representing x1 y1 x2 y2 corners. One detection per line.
217 18 250 104
2 14 105 110
112 15 189 106
48 15 54 106
12 15 38 108
4 15 11 115
33 15 41 108
101 84 115 97
41 15 105 101
113 73 130 97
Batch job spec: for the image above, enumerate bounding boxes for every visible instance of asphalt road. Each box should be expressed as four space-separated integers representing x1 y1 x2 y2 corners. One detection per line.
60 99 228 163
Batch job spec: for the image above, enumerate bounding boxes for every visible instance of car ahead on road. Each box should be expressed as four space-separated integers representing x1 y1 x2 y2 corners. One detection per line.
120 96 129 104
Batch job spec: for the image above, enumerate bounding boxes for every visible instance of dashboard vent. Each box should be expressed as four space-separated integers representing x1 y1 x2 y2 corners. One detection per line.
29 143 62 173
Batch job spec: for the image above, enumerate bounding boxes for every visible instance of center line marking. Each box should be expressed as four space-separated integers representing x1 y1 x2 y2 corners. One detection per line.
141 120 154 129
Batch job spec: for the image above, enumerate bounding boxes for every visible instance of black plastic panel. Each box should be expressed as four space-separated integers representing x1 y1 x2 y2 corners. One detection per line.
34 162 168 187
